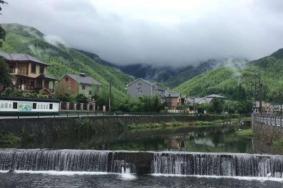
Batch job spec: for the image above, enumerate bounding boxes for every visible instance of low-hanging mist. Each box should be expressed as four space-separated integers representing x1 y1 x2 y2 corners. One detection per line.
1 0 283 66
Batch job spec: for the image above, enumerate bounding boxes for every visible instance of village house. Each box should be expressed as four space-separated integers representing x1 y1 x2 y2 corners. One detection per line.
127 78 186 110
127 78 165 98
164 91 183 110
0 51 56 94
60 73 101 99
186 94 226 105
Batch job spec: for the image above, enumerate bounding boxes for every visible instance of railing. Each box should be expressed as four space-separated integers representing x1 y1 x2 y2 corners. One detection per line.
252 113 283 128
0 112 241 120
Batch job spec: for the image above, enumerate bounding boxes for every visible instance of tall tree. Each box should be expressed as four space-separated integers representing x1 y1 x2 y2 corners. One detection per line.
0 0 7 47
0 1 9 92
0 58 11 91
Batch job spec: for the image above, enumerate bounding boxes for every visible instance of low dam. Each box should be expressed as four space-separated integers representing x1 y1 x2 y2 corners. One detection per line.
0 149 283 178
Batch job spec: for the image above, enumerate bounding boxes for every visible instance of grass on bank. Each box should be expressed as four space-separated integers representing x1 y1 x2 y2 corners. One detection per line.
128 117 250 132
235 129 254 138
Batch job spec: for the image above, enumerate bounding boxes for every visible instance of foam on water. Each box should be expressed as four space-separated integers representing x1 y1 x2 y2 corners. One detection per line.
119 167 137 181
0 170 111 176
151 173 283 182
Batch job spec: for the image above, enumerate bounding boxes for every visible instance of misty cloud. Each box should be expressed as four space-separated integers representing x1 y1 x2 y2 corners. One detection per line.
1 0 283 66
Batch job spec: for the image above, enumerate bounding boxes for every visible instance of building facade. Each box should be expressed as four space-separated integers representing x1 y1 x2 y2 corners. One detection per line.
0 51 56 94
165 92 183 110
60 73 101 99
127 78 165 98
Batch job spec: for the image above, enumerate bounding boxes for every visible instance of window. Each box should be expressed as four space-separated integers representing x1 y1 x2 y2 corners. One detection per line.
33 103 37 109
82 85 86 90
89 90 92 95
9 65 16 73
65 77 69 82
49 104 53 110
31 64 36 74
40 66 44 74
13 102 18 109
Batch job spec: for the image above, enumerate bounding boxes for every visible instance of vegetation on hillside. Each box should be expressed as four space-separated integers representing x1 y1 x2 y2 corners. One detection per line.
115 96 164 112
0 59 11 91
176 49 283 104
0 23 133 107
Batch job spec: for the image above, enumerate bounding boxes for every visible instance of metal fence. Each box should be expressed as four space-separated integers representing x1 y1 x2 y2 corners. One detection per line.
253 113 283 127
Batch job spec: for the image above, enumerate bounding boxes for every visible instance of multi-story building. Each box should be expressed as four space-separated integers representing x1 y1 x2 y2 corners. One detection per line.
127 78 165 98
60 73 101 99
164 91 183 110
0 51 56 94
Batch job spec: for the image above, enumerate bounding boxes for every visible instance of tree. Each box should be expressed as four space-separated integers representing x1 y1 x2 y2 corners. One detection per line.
0 1 7 47
209 99 224 114
55 81 73 102
75 94 88 103
0 58 11 92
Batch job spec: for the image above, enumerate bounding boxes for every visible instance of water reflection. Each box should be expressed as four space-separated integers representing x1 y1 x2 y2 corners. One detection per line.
103 126 253 153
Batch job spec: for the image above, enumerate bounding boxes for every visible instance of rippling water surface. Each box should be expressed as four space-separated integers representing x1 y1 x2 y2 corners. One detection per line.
0 173 282 188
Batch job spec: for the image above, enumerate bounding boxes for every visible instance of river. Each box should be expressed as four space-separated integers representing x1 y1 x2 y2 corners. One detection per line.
0 120 282 187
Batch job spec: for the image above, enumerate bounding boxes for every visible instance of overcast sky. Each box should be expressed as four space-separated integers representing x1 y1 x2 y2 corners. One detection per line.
1 0 283 66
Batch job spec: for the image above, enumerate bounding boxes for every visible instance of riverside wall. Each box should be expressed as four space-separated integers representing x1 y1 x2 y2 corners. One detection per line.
0 115 235 149
252 114 283 154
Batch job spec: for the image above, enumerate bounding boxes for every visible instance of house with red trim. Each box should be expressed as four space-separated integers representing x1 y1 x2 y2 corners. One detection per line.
60 73 101 99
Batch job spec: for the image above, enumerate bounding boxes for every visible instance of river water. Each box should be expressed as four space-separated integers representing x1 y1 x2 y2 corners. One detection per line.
0 173 282 188
0 123 282 187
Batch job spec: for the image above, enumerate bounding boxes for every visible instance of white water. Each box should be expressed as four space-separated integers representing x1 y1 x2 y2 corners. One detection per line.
119 167 137 180
151 173 283 182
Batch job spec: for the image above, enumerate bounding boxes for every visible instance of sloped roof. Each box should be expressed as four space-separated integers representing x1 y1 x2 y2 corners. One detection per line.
66 74 101 86
127 78 155 87
37 74 57 81
206 94 225 98
0 50 47 65
165 91 180 98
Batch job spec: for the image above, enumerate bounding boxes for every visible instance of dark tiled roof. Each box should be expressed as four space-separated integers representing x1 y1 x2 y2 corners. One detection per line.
165 91 180 98
67 74 101 86
0 50 48 65
37 74 57 80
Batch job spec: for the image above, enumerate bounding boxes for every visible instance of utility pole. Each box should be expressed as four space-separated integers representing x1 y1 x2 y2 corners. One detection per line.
253 73 263 113
108 80 112 112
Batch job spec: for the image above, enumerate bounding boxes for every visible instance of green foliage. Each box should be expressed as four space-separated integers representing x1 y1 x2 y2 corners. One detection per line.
75 94 88 103
235 129 254 138
0 23 133 107
54 81 74 102
176 49 283 103
0 1 6 47
195 100 252 114
0 59 11 91
210 99 224 114
115 96 164 112
94 89 109 108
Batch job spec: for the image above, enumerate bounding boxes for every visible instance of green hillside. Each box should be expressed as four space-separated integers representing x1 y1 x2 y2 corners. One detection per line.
1 23 132 106
176 49 283 102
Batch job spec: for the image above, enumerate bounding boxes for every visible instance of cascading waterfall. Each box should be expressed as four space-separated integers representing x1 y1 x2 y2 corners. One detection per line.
151 152 283 178
1 149 283 178
0 149 135 174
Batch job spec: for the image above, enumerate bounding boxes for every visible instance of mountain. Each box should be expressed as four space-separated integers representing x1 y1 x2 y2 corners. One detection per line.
175 49 283 102
0 23 133 106
116 59 223 87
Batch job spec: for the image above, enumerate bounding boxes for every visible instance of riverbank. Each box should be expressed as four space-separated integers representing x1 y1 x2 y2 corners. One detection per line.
0 115 249 149
128 117 250 131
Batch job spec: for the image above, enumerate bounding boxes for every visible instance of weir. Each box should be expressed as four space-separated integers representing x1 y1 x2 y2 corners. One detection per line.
0 149 283 178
